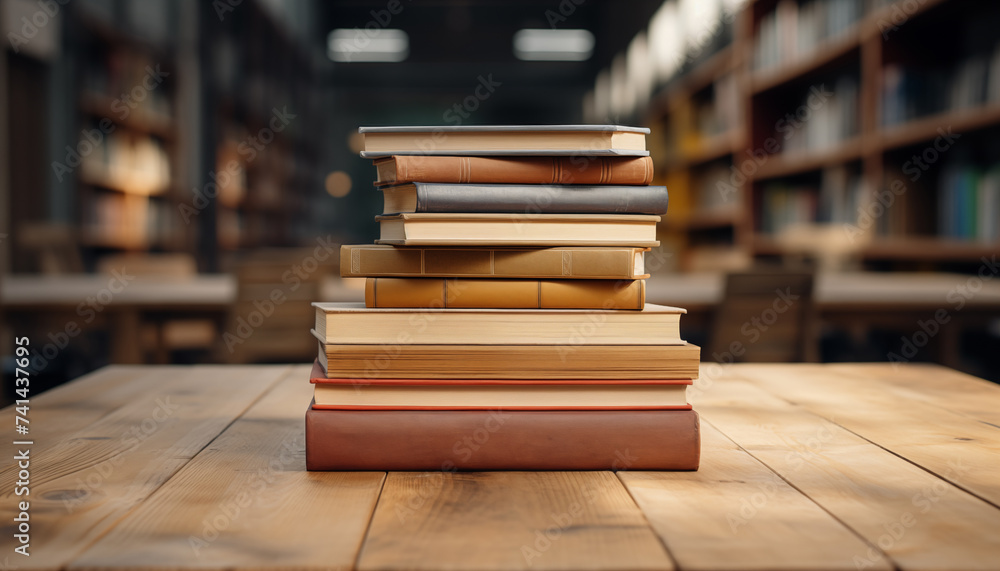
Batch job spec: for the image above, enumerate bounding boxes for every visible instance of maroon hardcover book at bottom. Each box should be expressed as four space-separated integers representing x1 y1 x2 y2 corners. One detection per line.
305 405 700 471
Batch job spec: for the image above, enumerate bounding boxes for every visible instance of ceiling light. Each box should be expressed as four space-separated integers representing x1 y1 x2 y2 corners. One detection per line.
328 28 409 63
513 29 594 61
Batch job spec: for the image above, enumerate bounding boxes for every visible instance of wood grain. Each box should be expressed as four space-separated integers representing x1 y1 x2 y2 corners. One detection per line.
0 365 289 570
700 376 1000 571
69 364 385 571
358 471 673 571
620 422 890 571
736 364 1000 507
827 363 1000 428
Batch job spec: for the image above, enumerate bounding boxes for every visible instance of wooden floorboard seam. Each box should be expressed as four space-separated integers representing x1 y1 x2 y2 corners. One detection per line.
354 472 390 571
738 377 1000 512
57 364 298 571
614 470 684 571
700 416 898 571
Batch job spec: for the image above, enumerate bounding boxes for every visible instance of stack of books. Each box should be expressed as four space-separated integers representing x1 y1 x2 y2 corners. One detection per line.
306 125 702 471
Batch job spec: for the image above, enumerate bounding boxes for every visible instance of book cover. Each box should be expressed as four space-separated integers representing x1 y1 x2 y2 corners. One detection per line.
376 213 661 247
340 245 649 279
305 405 701 470
312 302 685 346
375 155 654 186
358 125 650 157
380 183 668 215
365 277 644 309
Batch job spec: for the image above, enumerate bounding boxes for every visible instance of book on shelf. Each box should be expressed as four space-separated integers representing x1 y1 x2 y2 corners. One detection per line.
340 244 650 279
359 125 649 157
938 162 1000 242
311 302 685 345
374 155 654 186
379 183 669 215
316 341 702 380
754 0 862 72
310 362 692 410
305 405 701 470
376 213 661 247
364 277 644 309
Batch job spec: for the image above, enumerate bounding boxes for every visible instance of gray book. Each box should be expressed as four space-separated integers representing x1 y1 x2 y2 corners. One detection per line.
380 183 669 215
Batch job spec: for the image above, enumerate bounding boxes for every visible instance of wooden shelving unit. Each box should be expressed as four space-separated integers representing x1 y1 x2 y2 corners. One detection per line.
645 0 1000 271
73 5 185 259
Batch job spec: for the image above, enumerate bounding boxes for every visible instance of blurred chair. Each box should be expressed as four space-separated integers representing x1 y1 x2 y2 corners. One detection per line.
775 223 869 272
97 253 215 363
222 249 332 364
707 269 817 363
18 223 84 274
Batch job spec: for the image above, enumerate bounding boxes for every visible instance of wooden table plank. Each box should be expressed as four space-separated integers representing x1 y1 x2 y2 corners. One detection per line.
827 363 1000 428
620 422 889 571
0 365 290 570
69 364 385 571
735 364 1000 508
358 471 673 571
697 375 1000 571
1 365 158 443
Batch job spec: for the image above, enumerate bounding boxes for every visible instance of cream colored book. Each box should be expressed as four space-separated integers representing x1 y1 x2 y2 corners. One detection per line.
375 213 660 247
311 380 690 409
316 341 702 380
311 302 685 345
359 125 649 157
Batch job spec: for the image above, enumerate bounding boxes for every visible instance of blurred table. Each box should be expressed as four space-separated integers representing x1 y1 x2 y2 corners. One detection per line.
5 362 998 570
4 272 998 365
645 271 1000 310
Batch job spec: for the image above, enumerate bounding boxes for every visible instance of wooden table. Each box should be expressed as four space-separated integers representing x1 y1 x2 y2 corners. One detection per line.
3 363 998 570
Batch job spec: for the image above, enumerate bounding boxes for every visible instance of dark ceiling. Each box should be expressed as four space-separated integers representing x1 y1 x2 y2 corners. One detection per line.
317 0 662 93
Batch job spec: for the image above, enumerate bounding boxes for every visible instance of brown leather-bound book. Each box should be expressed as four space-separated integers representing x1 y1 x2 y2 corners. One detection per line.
341 245 649 279
305 405 700 470
365 278 644 309
316 341 701 380
374 156 654 186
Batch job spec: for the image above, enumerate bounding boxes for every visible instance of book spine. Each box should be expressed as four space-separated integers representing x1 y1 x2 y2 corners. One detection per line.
306 407 700 470
408 184 668 215
365 278 644 309
340 245 648 279
386 156 654 185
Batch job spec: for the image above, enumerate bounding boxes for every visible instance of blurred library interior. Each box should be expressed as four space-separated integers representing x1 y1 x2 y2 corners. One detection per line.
2 0 1000 398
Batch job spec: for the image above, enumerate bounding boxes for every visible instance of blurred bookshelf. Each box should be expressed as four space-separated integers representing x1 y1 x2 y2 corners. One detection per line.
73 2 183 255
626 0 1000 272
65 0 327 269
